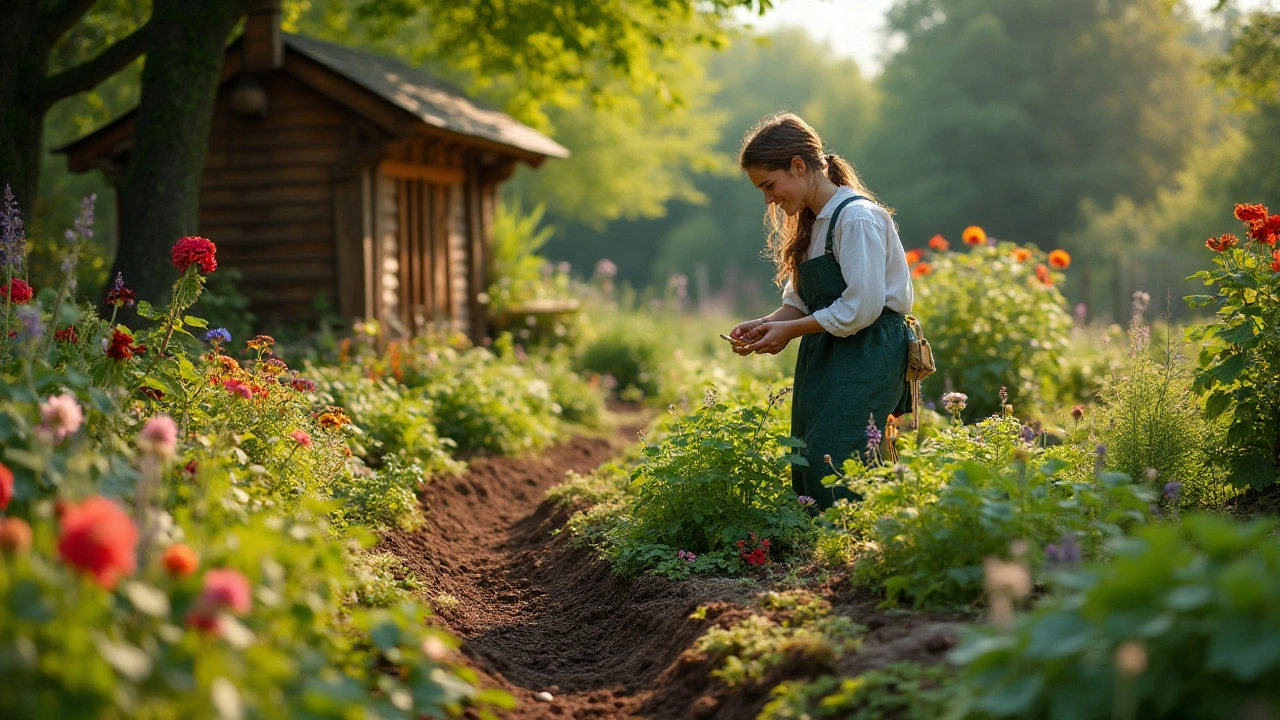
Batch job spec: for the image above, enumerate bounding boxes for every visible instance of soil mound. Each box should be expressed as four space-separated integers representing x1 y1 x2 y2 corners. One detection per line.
381 426 961 719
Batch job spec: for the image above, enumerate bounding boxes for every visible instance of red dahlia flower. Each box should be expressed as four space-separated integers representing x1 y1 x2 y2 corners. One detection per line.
54 326 78 344
1 278 33 304
106 327 145 360
905 249 924 266
171 236 217 274
1235 203 1268 224
928 234 949 252
1272 250 1280 273
57 496 138 589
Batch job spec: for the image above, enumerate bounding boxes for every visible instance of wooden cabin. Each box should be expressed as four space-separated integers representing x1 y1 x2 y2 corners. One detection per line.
58 2 568 339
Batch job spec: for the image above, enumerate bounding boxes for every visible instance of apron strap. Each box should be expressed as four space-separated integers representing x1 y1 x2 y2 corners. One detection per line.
825 194 868 255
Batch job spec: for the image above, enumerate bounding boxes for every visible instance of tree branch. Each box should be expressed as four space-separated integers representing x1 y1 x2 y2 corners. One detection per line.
38 0 98 43
42 21 149 105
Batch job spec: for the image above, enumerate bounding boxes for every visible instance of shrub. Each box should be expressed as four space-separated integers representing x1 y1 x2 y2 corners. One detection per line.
951 515 1280 720
1185 202 1280 489
576 312 667 399
826 412 1150 608
911 238 1075 418
1097 304 1233 507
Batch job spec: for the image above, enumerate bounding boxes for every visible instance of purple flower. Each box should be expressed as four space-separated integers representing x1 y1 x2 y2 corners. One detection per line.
0 184 25 273
865 414 883 446
1020 425 1036 444
798 495 816 508
595 258 617 279
676 549 697 565
1045 533 1082 566
15 305 44 340
1163 482 1182 500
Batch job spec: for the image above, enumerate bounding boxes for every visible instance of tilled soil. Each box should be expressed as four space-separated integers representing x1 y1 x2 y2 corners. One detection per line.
381 421 963 719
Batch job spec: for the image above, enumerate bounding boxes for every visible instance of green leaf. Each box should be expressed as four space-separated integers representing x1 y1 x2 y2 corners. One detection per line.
95 636 153 682
135 300 164 321
183 315 209 329
1204 391 1233 420
1206 616 1280 681
121 580 171 617
370 621 402 651
975 674 1044 715
1023 612 1091 659
775 435 806 448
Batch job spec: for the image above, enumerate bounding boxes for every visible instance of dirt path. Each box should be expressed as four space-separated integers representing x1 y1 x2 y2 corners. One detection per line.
380 416 961 719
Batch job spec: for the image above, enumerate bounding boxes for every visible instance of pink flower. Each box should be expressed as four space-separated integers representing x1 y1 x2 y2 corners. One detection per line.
187 568 253 634
223 379 253 400
40 393 84 444
289 429 313 449
138 414 178 459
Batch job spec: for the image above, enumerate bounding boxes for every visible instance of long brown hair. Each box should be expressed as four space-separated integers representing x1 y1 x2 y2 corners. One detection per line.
739 112 884 287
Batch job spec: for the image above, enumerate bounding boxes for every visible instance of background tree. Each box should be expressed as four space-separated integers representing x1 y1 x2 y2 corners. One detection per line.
0 0 149 214
858 0 1214 252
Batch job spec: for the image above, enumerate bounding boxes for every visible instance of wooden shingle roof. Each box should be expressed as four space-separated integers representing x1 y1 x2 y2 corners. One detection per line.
283 34 568 160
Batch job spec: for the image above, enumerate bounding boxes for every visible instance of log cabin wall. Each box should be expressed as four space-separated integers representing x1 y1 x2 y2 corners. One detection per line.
200 71 359 323
376 136 474 337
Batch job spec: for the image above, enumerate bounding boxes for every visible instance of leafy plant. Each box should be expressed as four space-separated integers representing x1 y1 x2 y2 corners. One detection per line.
760 661 962 720
1185 202 1280 489
951 515 1280 720
606 387 813 577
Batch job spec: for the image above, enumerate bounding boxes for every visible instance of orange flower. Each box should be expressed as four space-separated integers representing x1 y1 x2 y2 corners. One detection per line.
1012 248 1032 262
162 544 199 577
1205 234 1239 253
962 226 987 246
912 262 933 278
928 234 949 252
1034 264 1054 286
905 249 924 266
318 410 352 431
1048 250 1071 269
0 518 31 555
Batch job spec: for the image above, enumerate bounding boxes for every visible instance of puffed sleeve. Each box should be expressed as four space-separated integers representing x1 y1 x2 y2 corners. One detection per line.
781 276 808 313
811 214 887 337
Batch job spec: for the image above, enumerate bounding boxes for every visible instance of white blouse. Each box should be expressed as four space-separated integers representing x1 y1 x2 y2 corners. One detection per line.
781 186 914 337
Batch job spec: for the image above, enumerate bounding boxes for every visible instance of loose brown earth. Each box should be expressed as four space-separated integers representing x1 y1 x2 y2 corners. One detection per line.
381 414 963 719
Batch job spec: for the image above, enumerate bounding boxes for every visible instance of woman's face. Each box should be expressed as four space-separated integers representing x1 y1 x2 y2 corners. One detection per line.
746 158 811 216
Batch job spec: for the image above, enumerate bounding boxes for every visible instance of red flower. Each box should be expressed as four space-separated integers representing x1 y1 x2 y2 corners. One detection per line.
912 262 933 278
1206 234 1239 253
0 462 12 510
1235 203 1268 224
1272 249 1280 273
105 287 136 308
0 278 33 305
57 496 138 589
928 234 949 252
162 544 199 577
171 236 218 274
139 386 165 400
905 248 924 266
184 459 199 477
0 518 32 555
1035 264 1053 286
1048 249 1071 269
54 326 78 344
105 327 144 361
187 568 252 634
962 226 987 246
1247 218 1278 245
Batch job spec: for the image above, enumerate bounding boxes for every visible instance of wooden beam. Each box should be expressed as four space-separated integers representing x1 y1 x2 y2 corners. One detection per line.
379 159 464 184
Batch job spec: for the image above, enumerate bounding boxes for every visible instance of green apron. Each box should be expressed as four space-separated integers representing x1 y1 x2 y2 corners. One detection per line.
791 195 910 510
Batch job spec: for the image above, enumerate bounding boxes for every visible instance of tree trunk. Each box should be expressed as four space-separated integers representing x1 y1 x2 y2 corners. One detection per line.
0 1 54 213
112 0 249 304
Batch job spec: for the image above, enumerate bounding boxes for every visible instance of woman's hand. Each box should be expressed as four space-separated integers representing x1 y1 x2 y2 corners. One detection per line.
729 318 765 356
745 321 796 355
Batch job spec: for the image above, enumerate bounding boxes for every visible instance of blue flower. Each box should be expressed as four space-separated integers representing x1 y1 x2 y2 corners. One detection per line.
205 328 232 344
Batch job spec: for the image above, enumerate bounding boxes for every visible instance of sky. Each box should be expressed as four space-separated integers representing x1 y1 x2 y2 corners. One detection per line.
739 0 1273 76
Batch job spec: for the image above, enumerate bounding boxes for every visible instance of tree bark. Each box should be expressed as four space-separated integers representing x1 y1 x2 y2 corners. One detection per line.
0 1 55 213
111 0 250 303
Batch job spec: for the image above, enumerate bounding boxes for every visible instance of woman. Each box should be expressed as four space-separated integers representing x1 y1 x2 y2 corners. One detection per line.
730 112 914 510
